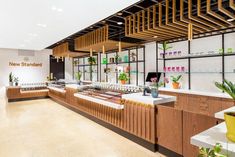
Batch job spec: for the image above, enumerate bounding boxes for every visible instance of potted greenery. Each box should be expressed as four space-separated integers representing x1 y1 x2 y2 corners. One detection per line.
150 77 169 98
118 72 129 85
75 71 82 85
198 143 227 157
171 75 182 89
215 79 235 142
88 57 96 65
114 54 120 63
14 77 19 86
9 72 14 86
159 41 173 51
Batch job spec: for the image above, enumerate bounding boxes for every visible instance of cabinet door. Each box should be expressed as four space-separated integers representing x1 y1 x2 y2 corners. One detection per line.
183 111 217 157
157 105 183 155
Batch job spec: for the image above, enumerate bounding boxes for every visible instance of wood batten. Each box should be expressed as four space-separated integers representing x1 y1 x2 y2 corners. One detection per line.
52 42 87 58
125 0 235 42
75 25 136 52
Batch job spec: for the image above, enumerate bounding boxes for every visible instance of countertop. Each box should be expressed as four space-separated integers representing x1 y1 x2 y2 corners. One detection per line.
122 92 176 105
191 122 235 156
158 87 231 99
74 93 124 110
191 106 235 155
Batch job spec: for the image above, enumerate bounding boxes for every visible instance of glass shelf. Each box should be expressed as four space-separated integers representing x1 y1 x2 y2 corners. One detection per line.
159 71 235 74
158 52 235 60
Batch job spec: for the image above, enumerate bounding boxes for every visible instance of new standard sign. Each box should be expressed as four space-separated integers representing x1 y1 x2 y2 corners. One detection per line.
9 62 42 67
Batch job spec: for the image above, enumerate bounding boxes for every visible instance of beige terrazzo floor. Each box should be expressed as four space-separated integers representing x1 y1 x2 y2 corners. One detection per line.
0 87 165 157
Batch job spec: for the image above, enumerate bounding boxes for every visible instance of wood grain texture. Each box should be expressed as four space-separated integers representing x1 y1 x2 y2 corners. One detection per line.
157 105 183 155
183 111 217 157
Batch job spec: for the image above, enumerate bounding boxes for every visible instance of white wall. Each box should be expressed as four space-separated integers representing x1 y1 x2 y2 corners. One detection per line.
64 58 73 80
0 48 52 87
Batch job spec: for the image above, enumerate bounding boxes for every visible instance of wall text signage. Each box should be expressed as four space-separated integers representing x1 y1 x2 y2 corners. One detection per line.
9 62 42 67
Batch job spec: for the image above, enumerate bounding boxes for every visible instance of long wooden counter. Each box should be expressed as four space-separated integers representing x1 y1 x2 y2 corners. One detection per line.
6 85 235 157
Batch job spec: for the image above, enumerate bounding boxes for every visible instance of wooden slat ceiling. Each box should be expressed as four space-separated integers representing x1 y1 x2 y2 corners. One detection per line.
125 0 235 42
48 0 235 50
74 25 137 52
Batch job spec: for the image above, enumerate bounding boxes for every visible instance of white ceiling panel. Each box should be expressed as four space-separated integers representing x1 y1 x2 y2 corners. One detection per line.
0 0 138 50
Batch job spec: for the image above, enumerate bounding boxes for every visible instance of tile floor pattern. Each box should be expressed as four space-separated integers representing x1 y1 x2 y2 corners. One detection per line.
0 87 165 157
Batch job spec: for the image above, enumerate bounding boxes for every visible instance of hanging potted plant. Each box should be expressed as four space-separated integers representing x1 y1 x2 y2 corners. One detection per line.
9 72 14 86
14 77 19 86
75 71 82 85
150 77 169 98
171 75 182 89
118 72 129 85
215 79 235 142
88 57 96 65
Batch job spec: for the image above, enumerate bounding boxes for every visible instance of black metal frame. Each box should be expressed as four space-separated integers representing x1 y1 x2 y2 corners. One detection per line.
100 46 145 85
73 54 99 82
156 31 235 90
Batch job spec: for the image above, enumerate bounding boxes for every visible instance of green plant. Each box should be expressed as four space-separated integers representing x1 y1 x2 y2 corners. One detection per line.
171 75 182 83
88 57 96 65
159 41 173 51
198 143 227 157
9 72 14 82
14 77 19 83
150 77 169 89
215 79 235 100
118 72 129 81
75 71 82 81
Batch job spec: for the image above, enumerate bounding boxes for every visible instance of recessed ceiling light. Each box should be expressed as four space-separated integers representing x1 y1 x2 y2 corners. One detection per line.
28 33 38 37
51 6 63 12
117 12 123 16
37 23 47 28
90 26 93 29
227 18 234 22
101 20 106 23
153 36 158 38
117 22 123 25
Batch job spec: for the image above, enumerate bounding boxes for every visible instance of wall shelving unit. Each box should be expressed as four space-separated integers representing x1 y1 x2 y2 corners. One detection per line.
156 31 235 91
100 46 145 86
73 54 98 82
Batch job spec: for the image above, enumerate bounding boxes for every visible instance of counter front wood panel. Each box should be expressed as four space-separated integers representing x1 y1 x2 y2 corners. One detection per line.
183 111 218 157
157 105 183 155
6 87 48 101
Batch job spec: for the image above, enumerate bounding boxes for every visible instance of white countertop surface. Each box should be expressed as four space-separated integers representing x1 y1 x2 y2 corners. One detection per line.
215 106 235 120
66 84 92 90
74 93 124 110
47 86 66 93
159 88 231 99
191 122 235 155
122 92 176 105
